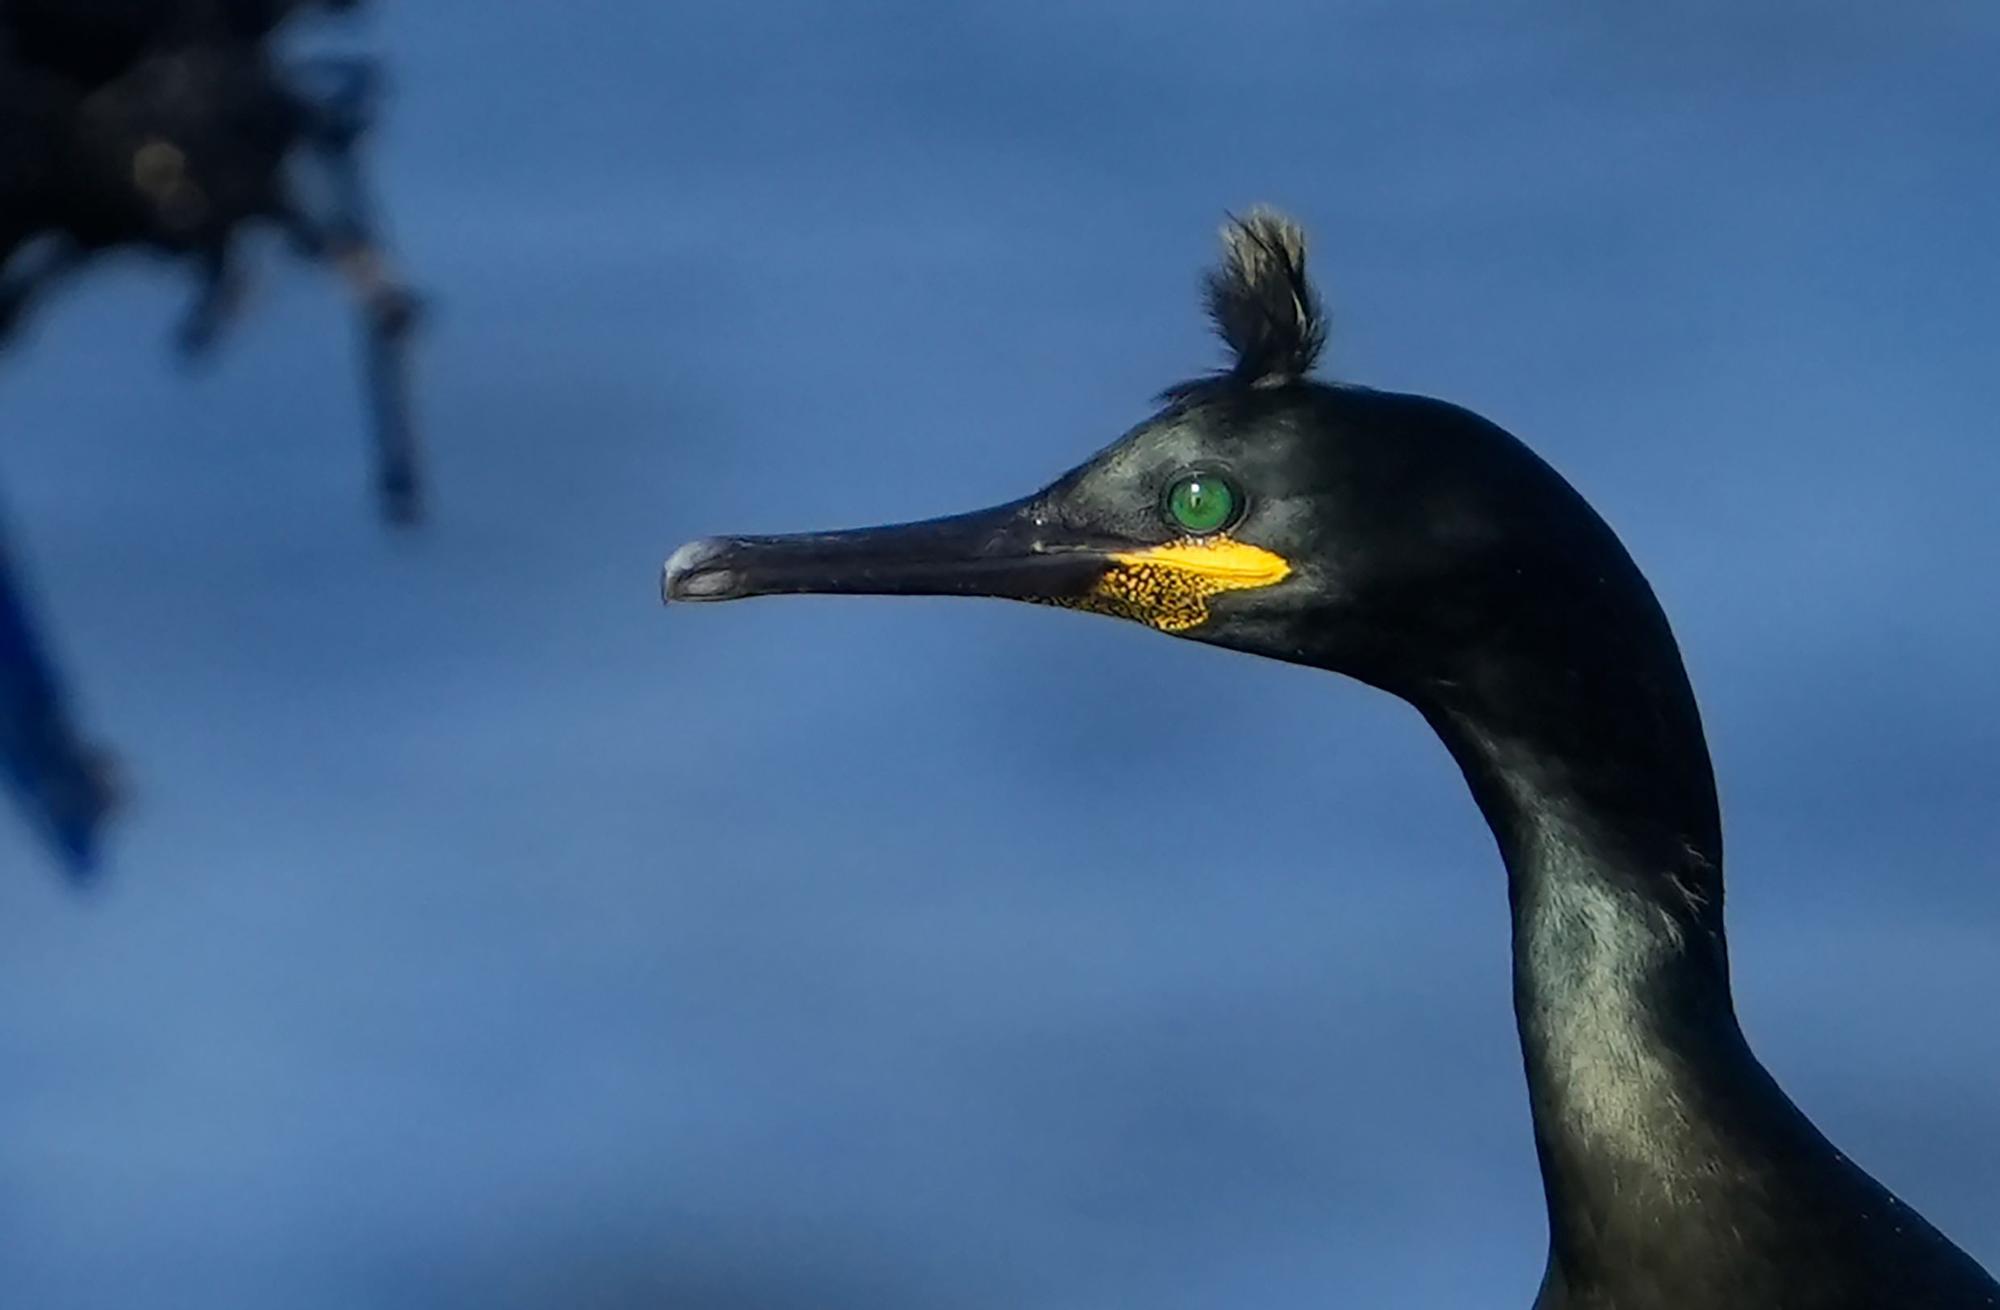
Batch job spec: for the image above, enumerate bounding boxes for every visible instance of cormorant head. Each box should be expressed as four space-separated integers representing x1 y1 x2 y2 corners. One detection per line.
664 209 1634 701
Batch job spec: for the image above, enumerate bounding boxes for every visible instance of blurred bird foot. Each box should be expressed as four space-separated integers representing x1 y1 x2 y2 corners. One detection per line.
377 474 423 529
368 285 425 338
175 270 252 364
174 311 227 364
45 743 127 885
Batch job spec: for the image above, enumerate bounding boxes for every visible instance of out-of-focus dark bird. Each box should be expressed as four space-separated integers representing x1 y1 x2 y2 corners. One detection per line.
663 211 2000 1308
0 0 419 875
0 505 117 879
0 0 424 524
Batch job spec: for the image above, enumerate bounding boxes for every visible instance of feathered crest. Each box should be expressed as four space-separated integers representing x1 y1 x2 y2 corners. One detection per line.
1167 207 1327 399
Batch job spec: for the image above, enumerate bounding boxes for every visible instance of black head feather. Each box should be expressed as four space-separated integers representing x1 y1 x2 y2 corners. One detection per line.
1167 207 1326 399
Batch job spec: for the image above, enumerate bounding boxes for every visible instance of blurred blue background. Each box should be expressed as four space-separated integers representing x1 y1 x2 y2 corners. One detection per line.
3 2 1997 1306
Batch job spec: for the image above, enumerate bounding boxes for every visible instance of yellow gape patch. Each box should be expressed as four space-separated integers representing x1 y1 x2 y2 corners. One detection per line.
1063 538 1291 632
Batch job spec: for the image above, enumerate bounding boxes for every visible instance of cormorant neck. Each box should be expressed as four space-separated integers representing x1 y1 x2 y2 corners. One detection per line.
1406 573 1781 1281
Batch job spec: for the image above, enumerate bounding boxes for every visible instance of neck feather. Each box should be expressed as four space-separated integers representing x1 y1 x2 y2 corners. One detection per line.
1407 579 1810 1278
1409 629 1994 1302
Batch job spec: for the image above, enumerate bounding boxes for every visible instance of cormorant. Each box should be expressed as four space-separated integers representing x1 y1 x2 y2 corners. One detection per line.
1 0 415 873
661 211 1999 1307
0 0 424 523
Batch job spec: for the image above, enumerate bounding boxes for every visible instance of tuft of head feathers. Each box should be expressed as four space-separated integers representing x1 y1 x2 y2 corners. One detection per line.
1166 207 1327 399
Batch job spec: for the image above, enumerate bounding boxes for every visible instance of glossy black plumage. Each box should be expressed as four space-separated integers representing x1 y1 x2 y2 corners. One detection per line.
662 212 1998 1307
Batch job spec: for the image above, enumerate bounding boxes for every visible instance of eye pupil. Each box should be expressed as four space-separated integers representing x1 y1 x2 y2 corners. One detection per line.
1166 474 1238 535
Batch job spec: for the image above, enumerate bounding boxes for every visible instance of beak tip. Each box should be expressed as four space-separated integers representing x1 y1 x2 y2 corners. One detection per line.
662 537 740 603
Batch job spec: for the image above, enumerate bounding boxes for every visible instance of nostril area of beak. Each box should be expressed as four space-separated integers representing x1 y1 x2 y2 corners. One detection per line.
661 538 739 602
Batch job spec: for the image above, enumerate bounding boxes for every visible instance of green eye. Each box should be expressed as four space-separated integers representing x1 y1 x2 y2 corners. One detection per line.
1164 472 1240 535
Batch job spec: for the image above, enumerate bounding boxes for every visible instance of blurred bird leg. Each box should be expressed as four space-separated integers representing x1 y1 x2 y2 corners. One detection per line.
282 55 426 524
334 243 420 334
318 238 421 524
176 241 254 360
0 514 120 881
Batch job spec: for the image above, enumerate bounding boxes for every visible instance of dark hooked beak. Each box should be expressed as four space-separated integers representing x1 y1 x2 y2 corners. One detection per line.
661 497 1111 606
